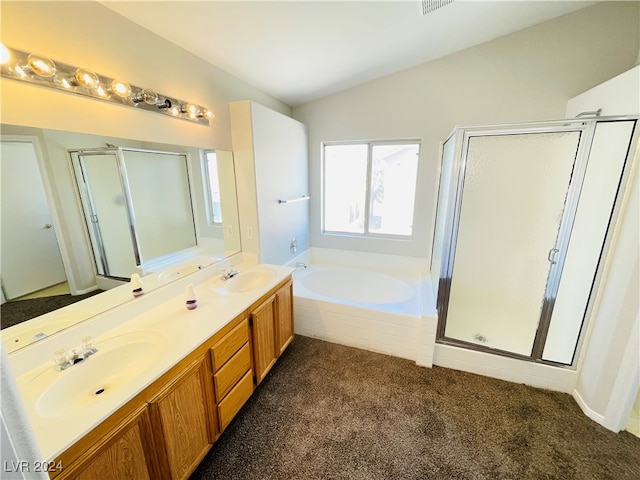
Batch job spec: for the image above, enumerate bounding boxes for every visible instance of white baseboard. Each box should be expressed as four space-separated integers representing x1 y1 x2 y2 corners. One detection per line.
572 388 605 425
74 286 99 295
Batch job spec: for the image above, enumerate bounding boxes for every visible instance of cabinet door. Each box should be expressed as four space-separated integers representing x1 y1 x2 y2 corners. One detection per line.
275 279 294 355
68 406 160 480
251 294 277 384
148 357 215 480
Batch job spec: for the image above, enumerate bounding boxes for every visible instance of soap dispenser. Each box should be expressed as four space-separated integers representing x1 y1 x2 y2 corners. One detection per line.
131 273 144 297
185 284 198 310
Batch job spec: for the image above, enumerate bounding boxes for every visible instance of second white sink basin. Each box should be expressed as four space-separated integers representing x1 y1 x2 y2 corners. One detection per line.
157 256 218 283
2 312 92 353
26 330 168 419
214 267 277 294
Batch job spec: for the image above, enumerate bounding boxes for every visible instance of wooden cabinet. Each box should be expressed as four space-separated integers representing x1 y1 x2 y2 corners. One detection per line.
58 406 160 480
211 318 254 432
53 275 293 480
275 279 294 355
251 279 294 385
250 294 277 384
148 356 215 480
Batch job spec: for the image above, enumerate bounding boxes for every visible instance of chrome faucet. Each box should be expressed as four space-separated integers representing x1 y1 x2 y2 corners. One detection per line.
53 336 98 371
295 262 307 269
221 267 240 280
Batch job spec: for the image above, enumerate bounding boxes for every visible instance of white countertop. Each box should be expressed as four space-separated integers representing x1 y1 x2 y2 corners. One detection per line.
9 262 293 462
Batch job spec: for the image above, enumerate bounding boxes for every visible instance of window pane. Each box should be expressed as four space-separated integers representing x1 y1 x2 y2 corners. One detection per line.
324 144 368 234
369 144 419 236
205 151 223 224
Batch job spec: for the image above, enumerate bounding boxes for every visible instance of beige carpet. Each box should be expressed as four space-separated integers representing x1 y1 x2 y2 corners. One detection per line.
191 336 640 480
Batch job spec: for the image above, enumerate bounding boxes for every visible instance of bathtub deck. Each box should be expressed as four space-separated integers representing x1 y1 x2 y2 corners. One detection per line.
288 247 438 365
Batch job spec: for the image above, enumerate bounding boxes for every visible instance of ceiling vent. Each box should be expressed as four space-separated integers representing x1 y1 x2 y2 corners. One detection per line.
420 0 454 16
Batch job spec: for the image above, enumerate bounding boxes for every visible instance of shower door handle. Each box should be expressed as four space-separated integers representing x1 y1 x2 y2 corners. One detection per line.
547 248 559 264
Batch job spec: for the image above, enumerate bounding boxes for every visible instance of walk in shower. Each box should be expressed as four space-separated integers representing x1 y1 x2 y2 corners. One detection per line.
69 147 197 280
431 117 638 366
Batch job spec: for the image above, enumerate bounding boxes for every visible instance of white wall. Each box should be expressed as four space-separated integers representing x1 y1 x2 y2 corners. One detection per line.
566 66 640 117
566 66 640 431
1 1 289 290
293 1 640 259
0 1 290 150
573 143 639 430
231 101 309 265
563 53 640 432
252 103 309 265
628 391 640 437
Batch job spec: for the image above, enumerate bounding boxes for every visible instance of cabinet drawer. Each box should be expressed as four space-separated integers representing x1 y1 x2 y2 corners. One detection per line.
214 342 251 402
211 318 249 371
217 370 254 431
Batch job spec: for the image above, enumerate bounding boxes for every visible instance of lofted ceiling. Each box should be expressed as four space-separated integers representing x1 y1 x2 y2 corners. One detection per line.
101 1 597 107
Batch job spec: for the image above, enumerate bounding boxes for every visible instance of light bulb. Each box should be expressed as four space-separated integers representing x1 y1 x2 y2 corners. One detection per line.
142 88 158 105
184 103 198 116
202 108 214 119
110 80 131 98
0 43 10 65
132 87 158 105
169 105 180 116
74 68 99 88
27 53 56 77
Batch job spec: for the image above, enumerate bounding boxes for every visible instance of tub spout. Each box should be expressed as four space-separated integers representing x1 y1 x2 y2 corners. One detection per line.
295 262 307 269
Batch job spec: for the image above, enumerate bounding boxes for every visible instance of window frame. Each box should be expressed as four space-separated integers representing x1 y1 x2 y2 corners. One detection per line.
321 139 420 240
202 149 223 226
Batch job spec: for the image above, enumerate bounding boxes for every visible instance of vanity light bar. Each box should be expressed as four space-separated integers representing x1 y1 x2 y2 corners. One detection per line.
0 44 214 126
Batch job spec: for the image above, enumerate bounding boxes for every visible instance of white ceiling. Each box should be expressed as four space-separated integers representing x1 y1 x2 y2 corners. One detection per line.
101 1 596 107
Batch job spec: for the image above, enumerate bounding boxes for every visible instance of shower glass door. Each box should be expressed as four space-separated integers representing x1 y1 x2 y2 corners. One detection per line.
74 152 139 279
439 128 584 357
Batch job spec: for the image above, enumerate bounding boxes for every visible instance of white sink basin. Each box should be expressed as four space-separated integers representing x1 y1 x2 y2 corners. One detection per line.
214 267 277 294
25 330 168 419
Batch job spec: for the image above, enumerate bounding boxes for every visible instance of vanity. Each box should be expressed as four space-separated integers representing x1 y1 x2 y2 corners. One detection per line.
8 260 294 480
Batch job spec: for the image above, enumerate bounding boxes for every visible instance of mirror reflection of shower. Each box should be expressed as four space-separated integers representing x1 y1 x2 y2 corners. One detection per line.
70 147 197 280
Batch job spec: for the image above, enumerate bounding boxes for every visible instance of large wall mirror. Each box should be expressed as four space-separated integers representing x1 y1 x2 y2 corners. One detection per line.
0 123 242 353
70 147 200 279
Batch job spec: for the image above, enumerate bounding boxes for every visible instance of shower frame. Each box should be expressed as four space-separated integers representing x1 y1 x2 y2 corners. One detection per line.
432 115 639 368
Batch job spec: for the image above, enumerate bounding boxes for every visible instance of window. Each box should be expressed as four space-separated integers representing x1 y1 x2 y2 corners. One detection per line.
322 141 420 237
204 151 223 225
